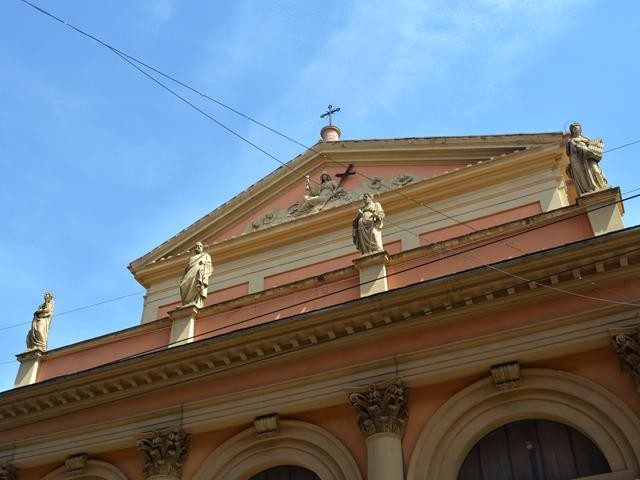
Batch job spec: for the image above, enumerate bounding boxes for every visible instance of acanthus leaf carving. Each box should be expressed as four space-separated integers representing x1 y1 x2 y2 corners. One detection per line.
611 327 640 393
0 462 17 480
348 378 408 437
137 427 191 479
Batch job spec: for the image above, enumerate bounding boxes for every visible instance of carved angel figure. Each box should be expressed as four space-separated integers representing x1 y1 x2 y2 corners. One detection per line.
26 291 55 351
566 122 608 195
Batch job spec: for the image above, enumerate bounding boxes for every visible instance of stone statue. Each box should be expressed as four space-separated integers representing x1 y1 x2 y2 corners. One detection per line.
179 242 212 309
566 122 608 195
289 171 348 216
353 193 385 254
26 291 55 351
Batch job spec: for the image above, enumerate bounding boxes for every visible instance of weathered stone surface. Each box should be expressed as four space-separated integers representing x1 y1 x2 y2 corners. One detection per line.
137 427 191 479
0 462 17 480
491 361 521 390
253 413 279 437
26 291 54 351
349 378 408 437
353 193 385 255
612 327 640 392
179 242 212 309
566 122 608 195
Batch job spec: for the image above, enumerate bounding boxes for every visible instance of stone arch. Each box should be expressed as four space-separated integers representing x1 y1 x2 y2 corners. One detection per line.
407 368 640 480
40 459 128 480
192 420 362 480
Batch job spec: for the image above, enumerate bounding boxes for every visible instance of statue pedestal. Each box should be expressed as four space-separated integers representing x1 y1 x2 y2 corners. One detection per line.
168 305 198 347
366 432 404 480
577 187 624 236
14 349 44 387
353 251 389 297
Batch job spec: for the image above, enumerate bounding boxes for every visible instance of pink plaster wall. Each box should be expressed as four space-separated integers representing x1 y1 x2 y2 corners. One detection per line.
156 282 249 319
420 202 542 244
36 325 171 382
207 164 466 244
10 276 640 446
195 274 360 339
264 240 401 290
389 214 593 289
29 213 592 384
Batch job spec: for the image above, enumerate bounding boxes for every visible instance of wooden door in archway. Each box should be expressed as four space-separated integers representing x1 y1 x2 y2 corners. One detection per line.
249 465 320 480
458 419 610 480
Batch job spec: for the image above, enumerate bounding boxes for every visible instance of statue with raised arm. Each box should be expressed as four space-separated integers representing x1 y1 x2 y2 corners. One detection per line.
353 193 385 254
26 291 55 351
179 242 213 309
288 171 351 217
566 122 608 195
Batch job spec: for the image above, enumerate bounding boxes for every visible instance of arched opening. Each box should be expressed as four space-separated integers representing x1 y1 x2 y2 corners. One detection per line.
458 419 610 480
406 369 640 480
249 465 320 480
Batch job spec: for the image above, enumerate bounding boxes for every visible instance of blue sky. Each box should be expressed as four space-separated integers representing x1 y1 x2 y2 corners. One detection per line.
1 0 639 392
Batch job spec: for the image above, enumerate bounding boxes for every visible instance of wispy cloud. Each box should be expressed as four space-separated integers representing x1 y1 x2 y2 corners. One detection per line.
141 0 178 25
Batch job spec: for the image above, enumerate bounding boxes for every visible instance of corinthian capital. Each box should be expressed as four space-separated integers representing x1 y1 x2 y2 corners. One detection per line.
137 427 191 479
611 326 640 393
0 462 18 480
348 378 408 437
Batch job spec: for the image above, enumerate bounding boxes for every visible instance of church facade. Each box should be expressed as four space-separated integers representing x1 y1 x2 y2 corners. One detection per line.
2 124 639 480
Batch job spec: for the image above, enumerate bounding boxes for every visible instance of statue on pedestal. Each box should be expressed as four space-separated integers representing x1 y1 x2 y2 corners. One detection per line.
566 122 608 195
353 193 385 254
179 242 212 309
26 291 55 351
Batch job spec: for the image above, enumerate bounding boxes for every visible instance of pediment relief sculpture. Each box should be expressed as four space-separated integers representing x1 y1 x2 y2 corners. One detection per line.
245 171 420 232
287 171 352 217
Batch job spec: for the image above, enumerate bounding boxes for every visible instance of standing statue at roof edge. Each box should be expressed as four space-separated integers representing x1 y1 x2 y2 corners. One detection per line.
353 193 385 254
179 242 213 309
565 122 609 195
26 291 55 351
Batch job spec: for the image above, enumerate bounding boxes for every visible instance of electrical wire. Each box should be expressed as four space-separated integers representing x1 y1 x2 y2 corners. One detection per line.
17 0 640 314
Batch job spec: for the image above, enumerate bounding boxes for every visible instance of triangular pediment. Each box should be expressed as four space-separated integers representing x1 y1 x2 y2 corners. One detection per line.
128 132 564 281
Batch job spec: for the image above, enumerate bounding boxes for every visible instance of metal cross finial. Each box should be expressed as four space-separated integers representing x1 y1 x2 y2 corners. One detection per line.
320 105 341 125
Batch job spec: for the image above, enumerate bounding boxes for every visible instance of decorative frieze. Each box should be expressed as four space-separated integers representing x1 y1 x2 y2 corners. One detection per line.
65 453 88 475
348 378 408 437
0 462 17 480
611 326 640 392
490 361 521 390
253 413 279 437
137 427 190 479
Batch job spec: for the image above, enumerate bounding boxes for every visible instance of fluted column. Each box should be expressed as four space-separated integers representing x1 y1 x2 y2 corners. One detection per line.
349 379 408 480
0 462 18 480
137 427 191 480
